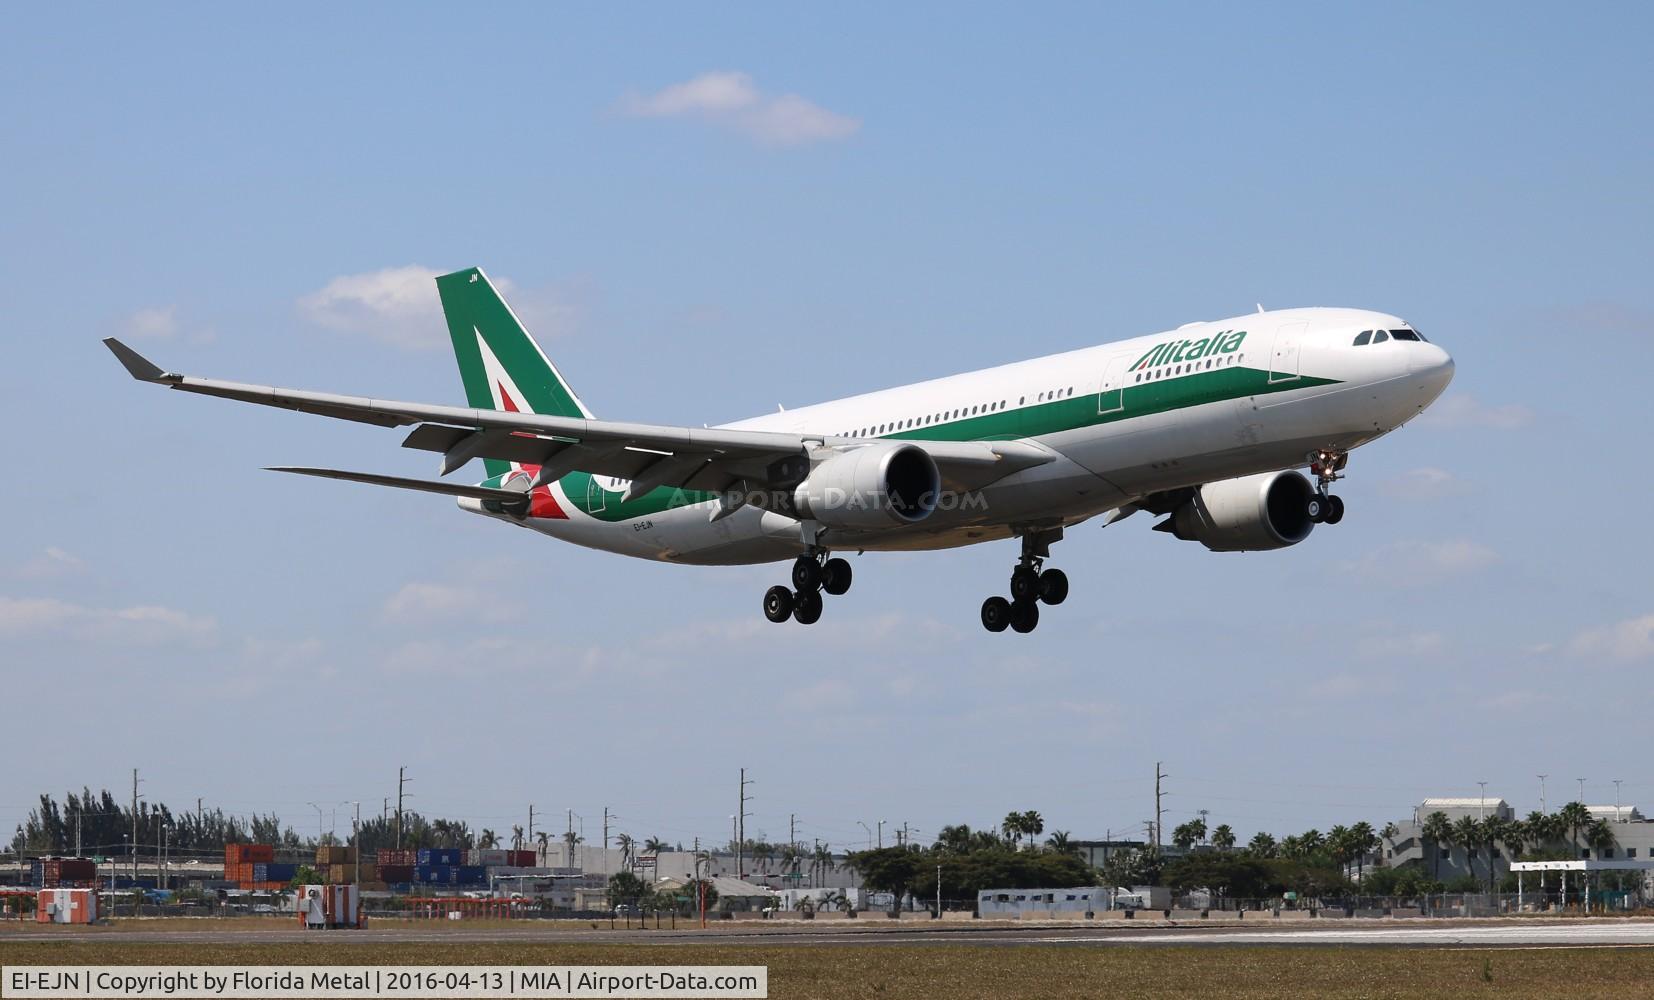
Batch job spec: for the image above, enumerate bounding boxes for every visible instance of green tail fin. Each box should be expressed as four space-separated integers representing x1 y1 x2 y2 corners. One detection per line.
436 267 591 478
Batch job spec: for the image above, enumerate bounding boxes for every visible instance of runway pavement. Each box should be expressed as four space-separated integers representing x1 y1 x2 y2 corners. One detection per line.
5 918 1654 948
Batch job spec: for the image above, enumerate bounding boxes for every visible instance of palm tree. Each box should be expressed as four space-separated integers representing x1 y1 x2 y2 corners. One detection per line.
1023 811 1045 845
1585 819 1617 860
751 841 775 873
1327 825 1354 879
1298 829 1324 857
1451 815 1482 885
1002 812 1023 848
511 825 524 851
1045 830 1078 855
1557 802 1591 854
1421 811 1452 883
1172 821 1202 851
1278 834 1304 859
935 825 973 853
1349 822 1377 882
1211 824 1236 852
643 837 668 856
1245 832 1277 858
616 833 635 868
479 828 499 850
535 831 550 862
812 843 834 888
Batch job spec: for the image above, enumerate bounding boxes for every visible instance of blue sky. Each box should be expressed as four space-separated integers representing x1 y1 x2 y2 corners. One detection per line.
2 3 1651 852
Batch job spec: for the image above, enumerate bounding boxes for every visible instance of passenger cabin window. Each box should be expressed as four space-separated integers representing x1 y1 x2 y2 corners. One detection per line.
1373 330 1390 343
1353 331 1372 346
1390 328 1421 341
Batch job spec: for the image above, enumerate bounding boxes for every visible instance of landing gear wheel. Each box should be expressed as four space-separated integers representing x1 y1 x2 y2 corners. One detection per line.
1010 600 1040 633
1038 568 1069 606
792 557 822 592
981 596 1012 633
1307 495 1325 524
1323 494 1345 525
793 590 823 625
1010 566 1041 603
821 558 853 596
763 586 795 624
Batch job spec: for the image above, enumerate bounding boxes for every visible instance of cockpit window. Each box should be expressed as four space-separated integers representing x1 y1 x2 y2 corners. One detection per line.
1390 328 1420 341
1373 330 1390 344
1353 330 1373 346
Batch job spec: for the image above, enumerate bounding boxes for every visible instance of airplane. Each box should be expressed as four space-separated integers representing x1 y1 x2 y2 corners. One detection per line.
105 266 1454 634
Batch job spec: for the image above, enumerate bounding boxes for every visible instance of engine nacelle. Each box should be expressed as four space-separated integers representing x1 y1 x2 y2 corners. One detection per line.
791 443 941 529
1168 470 1316 552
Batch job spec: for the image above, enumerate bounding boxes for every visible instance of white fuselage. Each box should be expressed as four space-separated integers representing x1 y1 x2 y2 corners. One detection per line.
470 307 1454 564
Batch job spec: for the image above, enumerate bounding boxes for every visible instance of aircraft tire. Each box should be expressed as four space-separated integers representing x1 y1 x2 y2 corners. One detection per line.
793 590 824 625
763 586 795 623
822 558 853 596
981 596 1012 633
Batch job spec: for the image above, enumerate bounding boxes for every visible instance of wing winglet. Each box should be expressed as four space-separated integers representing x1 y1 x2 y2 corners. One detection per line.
103 338 173 382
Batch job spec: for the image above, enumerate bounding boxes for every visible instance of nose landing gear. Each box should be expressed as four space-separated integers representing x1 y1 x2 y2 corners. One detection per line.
764 550 853 625
982 529 1067 633
1308 449 1348 525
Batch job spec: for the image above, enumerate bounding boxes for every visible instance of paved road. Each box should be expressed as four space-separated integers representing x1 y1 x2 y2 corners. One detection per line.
5 919 1654 948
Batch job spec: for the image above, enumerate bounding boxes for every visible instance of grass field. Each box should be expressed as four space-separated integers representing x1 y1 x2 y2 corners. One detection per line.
4 939 1653 998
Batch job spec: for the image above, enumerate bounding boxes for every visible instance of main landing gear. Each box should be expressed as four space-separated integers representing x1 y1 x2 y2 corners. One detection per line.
981 529 1068 634
763 550 852 626
1307 448 1347 525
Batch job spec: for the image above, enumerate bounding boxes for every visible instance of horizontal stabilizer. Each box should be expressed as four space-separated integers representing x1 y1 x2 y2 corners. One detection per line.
104 338 171 382
266 467 528 510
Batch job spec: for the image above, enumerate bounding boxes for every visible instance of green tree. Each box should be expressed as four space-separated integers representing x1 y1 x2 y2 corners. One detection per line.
1101 846 1163 889
1245 832 1278 858
479 829 499 849
1045 830 1078 856
848 847 924 913
1421 811 1452 882
606 871 650 910
1349 822 1377 882
1585 819 1617 859
643 837 669 855
1172 819 1206 851
1211 825 1236 852
1557 802 1591 852
1450 816 1482 885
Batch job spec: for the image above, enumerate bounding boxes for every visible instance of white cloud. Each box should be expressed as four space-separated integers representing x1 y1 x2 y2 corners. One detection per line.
125 305 177 339
1569 613 1654 663
1416 393 1534 430
0 596 215 642
621 71 860 147
1341 539 1499 586
17 546 86 579
123 305 214 344
1378 467 1468 501
297 266 579 351
297 265 446 350
381 581 518 623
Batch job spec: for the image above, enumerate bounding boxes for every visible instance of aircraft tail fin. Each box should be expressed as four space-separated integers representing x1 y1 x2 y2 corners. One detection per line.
436 267 591 478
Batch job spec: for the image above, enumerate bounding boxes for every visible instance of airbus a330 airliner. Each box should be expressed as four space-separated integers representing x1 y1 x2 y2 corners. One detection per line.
107 267 1454 633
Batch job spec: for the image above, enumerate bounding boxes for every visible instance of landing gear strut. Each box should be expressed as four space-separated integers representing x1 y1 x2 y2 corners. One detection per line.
764 549 853 626
1307 448 1347 525
982 529 1067 634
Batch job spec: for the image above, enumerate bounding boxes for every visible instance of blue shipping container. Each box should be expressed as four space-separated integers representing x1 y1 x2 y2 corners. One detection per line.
417 848 463 866
251 863 297 882
416 864 455 883
454 865 486 886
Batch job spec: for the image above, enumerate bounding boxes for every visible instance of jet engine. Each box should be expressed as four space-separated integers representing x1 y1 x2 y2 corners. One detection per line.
791 443 941 529
1164 470 1316 551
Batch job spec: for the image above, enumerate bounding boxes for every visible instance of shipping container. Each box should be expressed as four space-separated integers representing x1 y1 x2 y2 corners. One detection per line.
225 844 275 864
36 888 98 924
416 864 455 883
376 849 417 867
509 850 537 867
376 864 414 883
468 849 510 867
252 863 297 883
326 864 376 884
454 865 487 886
315 845 357 865
417 848 463 866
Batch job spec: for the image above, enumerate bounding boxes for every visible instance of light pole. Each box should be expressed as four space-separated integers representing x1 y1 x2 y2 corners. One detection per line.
857 822 872 850
308 802 325 846
1613 780 1623 820
353 802 361 888
1478 781 1488 820
1538 775 1548 815
1577 778 1587 804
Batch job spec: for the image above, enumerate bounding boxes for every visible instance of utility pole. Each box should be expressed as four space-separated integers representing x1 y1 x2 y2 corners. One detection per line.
353 802 361 888
1614 779 1623 819
737 768 753 878
936 862 942 917
1478 781 1488 820
396 766 409 848
1577 777 1587 804
877 820 885 849
197 798 203 829
75 809 81 858
131 769 142 884
528 804 536 848
1154 762 1166 850
567 809 574 868
603 807 610 851
1197 809 1209 843
1538 775 1548 815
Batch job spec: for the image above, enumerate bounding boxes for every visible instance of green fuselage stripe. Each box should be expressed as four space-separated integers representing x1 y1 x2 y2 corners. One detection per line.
549 365 1339 522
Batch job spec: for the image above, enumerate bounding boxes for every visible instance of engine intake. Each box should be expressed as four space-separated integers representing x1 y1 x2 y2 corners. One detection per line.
791 443 941 529
1168 470 1316 552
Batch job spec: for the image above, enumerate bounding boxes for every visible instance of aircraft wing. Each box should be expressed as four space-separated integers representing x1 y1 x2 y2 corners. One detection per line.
105 339 1051 500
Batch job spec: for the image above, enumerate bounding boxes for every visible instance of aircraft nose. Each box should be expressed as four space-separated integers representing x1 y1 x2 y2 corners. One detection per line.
1410 343 1455 402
